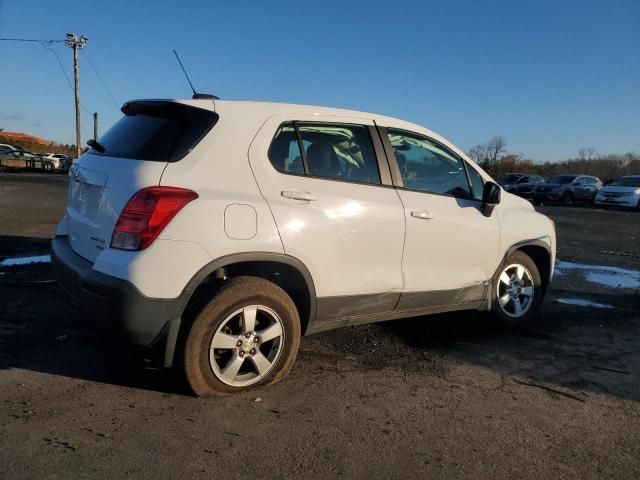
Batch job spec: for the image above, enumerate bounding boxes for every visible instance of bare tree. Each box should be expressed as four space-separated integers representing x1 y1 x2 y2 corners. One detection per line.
577 147 598 162
468 136 507 172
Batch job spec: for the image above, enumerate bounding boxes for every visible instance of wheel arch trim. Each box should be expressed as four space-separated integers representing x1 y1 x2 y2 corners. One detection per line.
162 252 317 367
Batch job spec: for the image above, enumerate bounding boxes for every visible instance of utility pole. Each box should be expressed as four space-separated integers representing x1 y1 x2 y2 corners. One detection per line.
93 112 98 140
64 33 87 159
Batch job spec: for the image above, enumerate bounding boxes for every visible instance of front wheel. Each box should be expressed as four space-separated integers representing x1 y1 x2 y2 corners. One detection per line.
183 276 301 396
490 251 542 326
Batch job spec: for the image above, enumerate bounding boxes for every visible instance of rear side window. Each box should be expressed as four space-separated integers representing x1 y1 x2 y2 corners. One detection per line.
90 102 218 162
268 122 381 185
268 123 305 174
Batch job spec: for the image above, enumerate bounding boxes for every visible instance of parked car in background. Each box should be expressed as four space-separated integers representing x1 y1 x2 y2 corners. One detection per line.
0 143 18 153
499 174 545 198
40 153 72 172
594 175 640 209
496 173 528 190
7 149 38 160
0 148 43 170
532 175 602 205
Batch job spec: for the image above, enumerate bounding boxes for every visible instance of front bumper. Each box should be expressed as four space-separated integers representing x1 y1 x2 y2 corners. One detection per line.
594 195 640 208
51 236 183 366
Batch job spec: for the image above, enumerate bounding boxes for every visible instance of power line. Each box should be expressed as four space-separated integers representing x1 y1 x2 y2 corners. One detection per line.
42 44 92 115
1 37 93 115
0 38 63 44
81 50 120 111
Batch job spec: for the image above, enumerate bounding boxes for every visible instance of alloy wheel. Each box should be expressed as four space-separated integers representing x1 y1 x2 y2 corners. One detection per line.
496 263 535 318
209 305 285 387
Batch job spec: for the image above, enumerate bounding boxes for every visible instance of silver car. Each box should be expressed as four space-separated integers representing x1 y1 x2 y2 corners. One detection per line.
532 174 602 205
594 175 640 209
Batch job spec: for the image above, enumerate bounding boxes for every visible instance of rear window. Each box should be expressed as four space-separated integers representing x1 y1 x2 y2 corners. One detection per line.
90 102 218 162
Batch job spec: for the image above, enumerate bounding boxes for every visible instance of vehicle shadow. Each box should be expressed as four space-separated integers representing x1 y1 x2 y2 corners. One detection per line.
374 291 640 402
1 235 638 401
0 280 189 396
0 235 189 396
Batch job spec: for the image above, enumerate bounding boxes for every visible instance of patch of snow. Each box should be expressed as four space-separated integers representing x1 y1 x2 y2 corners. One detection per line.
555 260 640 289
585 272 640 289
0 254 52 267
556 298 614 309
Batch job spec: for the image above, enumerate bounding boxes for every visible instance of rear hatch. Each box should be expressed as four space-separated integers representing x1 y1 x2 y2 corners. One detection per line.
66 100 217 262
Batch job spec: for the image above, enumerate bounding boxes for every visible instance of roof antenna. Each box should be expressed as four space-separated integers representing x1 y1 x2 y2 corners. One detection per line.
172 49 219 100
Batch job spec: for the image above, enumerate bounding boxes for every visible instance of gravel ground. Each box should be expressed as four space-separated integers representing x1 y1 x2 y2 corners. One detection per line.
0 172 639 479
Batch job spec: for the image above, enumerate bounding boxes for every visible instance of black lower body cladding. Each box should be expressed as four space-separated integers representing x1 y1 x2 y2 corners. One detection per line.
51 235 182 364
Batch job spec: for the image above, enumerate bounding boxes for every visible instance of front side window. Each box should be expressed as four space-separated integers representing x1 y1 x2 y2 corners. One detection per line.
466 165 485 201
387 129 471 198
268 122 381 185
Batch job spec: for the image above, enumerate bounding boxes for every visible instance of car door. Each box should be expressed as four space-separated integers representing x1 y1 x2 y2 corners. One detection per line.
380 127 501 310
573 176 590 200
584 177 600 199
248 115 405 323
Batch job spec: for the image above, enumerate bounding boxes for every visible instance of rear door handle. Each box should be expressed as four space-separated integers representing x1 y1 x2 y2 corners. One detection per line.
281 190 316 202
410 210 433 220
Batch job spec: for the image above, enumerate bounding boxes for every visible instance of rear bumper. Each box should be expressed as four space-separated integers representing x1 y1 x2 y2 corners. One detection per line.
51 236 183 366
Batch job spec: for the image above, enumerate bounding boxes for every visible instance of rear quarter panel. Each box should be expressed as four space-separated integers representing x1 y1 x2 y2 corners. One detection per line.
158 104 284 263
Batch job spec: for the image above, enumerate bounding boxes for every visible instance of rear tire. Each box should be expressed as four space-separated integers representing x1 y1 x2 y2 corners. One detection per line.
183 276 301 396
490 251 542 327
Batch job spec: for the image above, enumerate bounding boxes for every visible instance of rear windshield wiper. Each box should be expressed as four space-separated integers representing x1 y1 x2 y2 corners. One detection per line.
87 139 106 153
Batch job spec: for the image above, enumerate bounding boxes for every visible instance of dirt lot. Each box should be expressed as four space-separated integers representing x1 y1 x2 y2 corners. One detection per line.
1 172 639 479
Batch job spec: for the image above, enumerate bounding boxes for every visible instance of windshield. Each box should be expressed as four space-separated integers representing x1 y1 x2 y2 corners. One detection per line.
89 102 218 162
610 177 640 187
547 175 577 184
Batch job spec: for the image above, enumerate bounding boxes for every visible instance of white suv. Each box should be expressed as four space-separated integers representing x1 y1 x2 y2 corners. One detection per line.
52 98 556 396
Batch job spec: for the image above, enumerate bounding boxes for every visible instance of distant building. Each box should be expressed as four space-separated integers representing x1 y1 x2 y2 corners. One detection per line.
0 131 49 145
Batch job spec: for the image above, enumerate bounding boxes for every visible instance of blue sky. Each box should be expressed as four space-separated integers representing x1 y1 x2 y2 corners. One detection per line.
0 0 638 161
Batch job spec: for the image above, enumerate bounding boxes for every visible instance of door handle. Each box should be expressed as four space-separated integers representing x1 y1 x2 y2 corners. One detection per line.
281 190 316 201
410 210 433 220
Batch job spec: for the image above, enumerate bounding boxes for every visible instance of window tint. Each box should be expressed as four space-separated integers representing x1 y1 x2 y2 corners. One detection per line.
387 129 471 198
548 175 576 184
269 122 381 185
297 123 380 184
466 165 485 201
91 102 218 162
268 123 305 174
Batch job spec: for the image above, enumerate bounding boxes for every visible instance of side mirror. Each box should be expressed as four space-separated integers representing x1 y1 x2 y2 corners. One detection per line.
481 181 501 217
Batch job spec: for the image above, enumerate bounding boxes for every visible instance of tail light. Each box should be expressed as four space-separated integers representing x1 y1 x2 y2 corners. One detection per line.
111 186 198 251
